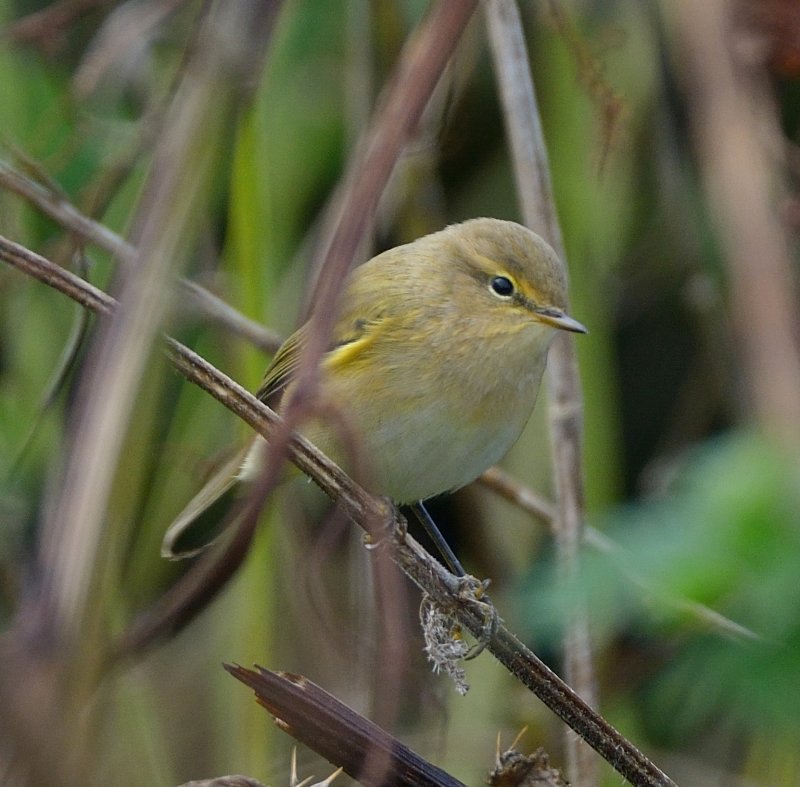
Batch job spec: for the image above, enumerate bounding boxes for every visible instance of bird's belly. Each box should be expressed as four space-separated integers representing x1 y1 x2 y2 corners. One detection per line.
311 374 541 504
369 408 526 503
270 337 550 504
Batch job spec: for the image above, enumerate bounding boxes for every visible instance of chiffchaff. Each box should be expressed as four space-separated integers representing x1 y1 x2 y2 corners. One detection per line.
163 217 586 560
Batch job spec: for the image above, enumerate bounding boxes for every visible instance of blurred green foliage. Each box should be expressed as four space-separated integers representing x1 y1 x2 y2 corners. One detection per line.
523 433 800 735
1 1 799 786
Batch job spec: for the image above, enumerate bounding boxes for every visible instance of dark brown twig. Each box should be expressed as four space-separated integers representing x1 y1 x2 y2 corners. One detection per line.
225 665 464 787
288 0 480 435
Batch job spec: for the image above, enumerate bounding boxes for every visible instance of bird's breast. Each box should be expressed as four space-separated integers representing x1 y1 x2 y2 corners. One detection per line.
305 323 552 503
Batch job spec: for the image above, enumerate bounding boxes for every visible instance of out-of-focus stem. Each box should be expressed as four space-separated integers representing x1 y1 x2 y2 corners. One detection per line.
672 0 800 445
484 2 597 784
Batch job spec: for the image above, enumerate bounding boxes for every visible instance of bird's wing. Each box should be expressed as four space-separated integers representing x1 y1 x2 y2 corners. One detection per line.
163 259 405 560
255 324 309 404
256 303 393 403
324 311 390 373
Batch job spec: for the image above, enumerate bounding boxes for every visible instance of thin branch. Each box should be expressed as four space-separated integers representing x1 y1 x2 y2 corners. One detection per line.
479 466 555 525
0 157 134 258
0 158 281 354
180 278 282 353
1 235 676 787
0 234 115 314
304 0 479 321
480 467 758 642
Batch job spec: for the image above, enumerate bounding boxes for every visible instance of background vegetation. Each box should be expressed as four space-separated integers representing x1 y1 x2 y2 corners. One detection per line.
1 1 799 785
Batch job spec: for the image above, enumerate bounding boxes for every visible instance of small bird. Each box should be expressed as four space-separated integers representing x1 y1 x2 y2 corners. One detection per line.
163 218 586 563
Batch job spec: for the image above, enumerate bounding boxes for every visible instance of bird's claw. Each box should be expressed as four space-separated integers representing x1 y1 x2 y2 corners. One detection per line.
454 575 501 659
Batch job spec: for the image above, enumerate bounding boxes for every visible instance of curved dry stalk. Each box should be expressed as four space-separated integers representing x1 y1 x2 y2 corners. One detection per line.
34 0 279 649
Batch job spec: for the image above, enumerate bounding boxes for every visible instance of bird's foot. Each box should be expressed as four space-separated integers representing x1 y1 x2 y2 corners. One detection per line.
454 575 501 659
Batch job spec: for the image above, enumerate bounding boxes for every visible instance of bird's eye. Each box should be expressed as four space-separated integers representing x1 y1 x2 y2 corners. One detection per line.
489 275 515 298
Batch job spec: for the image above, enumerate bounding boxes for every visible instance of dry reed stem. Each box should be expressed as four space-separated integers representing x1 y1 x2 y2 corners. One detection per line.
484 2 598 784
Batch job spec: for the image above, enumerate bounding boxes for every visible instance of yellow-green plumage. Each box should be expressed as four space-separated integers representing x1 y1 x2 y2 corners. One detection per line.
163 217 585 558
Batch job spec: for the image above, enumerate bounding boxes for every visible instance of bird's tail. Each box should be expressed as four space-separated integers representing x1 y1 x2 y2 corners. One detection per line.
161 444 251 560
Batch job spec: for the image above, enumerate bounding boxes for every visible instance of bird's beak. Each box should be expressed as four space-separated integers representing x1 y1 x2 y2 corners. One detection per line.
534 307 588 334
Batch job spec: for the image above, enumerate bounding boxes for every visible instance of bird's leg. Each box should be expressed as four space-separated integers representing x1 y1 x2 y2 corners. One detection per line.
457 575 500 660
410 501 465 576
411 502 502 658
